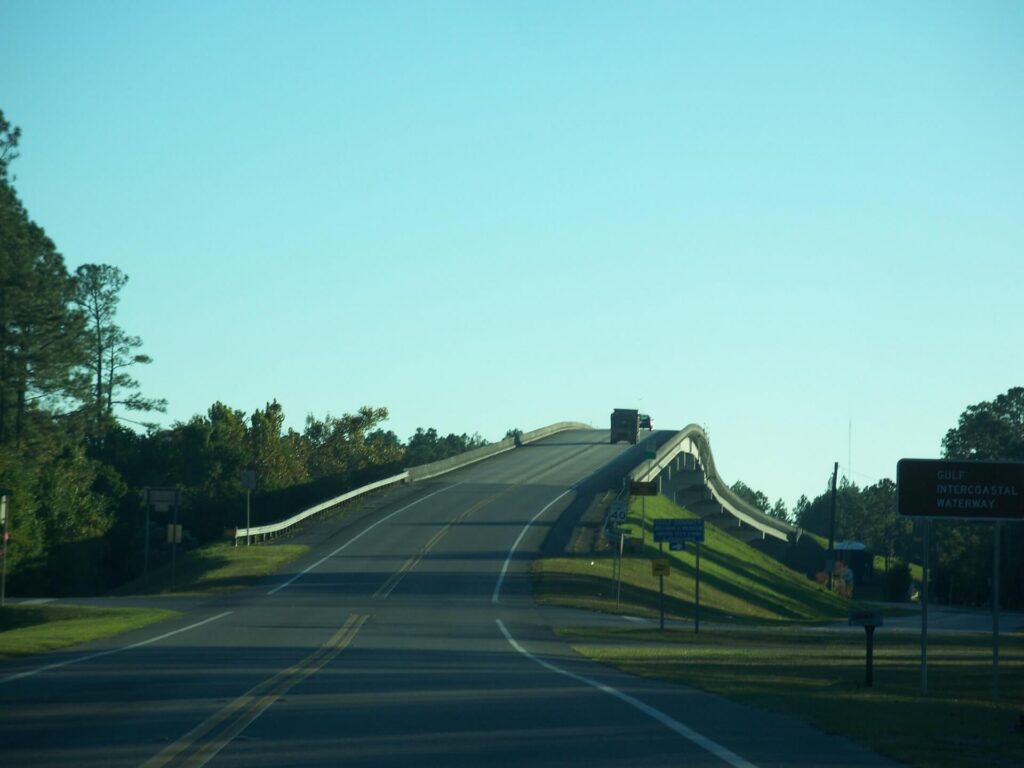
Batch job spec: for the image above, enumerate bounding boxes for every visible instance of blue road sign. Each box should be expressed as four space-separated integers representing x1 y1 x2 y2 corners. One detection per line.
653 518 705 544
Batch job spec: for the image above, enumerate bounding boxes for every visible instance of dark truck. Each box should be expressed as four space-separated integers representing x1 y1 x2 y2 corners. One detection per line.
610 408 640 444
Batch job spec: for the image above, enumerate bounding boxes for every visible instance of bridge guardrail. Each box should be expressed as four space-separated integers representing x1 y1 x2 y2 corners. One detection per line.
231 472 410 545
629 424 799 543
232 421 591 543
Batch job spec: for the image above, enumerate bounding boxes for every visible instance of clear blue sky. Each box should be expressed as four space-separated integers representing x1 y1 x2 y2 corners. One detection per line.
2 1 1022 508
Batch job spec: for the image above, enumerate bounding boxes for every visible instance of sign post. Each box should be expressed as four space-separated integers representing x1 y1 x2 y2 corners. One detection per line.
898 458 1024 699
993 522 1001 701
921 519 930 695
695 540 702 634
651 557 671 630
144 487 180 586
653 518 705 633
0 491 10 608
616 530 624 609
633 467 658 546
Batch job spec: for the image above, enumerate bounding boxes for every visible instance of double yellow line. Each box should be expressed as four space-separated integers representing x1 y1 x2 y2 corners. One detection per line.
142 613 369 768
372 487 514 599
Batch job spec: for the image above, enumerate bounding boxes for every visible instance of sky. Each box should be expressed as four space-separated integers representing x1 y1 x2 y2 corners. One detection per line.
2 1 1022 509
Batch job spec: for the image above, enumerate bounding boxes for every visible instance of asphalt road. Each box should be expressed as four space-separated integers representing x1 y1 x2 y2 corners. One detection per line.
0 429 902 767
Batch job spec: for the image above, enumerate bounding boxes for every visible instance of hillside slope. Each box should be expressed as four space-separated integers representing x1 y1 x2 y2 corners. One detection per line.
534 494 851 623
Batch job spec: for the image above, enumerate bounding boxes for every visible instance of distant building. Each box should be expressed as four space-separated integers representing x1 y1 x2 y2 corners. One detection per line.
835 540 873 585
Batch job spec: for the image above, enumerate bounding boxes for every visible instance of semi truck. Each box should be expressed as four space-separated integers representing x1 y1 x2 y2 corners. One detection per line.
610 408 640 444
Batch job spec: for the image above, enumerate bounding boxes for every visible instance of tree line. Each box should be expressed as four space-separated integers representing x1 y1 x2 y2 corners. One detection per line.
732 386 1024 608
3 109 1020 606
0 110 487 596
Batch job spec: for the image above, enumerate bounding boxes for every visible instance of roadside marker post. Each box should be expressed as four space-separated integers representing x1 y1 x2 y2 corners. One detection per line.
849 611 884 687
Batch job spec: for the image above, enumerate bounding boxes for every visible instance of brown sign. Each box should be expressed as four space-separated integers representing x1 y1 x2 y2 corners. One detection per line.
631 480 659 497
897 459 1024 520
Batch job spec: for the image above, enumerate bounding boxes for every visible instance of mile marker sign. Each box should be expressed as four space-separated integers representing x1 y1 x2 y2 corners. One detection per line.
897 459 1024 521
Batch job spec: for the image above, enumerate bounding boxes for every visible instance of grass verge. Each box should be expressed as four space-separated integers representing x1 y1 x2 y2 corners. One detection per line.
534 494 861 623
0 604 177 663
560 625 1024 768
112 541 310 596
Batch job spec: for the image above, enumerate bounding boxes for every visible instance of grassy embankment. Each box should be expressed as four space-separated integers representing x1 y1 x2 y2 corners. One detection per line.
1 540 308 662
535 493 852 623
0 604 177 663
534 493 1023 768
112 540 309 596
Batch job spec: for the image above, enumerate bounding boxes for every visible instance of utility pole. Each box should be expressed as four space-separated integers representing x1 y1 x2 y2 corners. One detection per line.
241 470 257 546
828 462 838 592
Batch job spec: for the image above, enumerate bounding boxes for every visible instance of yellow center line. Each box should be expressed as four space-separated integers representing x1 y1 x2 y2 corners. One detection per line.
373 486 515 599
141 613 369 768
373 458 590 601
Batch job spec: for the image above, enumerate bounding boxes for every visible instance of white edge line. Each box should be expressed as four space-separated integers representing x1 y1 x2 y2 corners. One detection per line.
492 488 573 605
267 481 465 595
496 619 759 768
1 610 233 685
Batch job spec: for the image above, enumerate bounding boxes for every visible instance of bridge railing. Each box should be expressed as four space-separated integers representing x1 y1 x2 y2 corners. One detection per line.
628 424 799 543
230 472 410 545
231 421 591 543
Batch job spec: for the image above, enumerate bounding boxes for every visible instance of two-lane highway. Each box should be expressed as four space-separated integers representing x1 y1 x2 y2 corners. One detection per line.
0 429 900 767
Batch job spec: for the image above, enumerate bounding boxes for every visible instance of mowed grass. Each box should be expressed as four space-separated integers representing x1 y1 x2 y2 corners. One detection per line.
113 541 310 596
533 493 1016 768
562 625 1024 768
534 494 854 623
0 542 310 663
0 604 177 662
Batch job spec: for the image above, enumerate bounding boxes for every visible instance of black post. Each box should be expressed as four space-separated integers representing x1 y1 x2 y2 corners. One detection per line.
143 505 150 584
993 521 1001 701
827 462 838 591
865 626 876 687
695 541 701 634
170 505 178 587
921 519 930 695
0 493 9 608
659 539 665 630
616 532 624 608
659 573 665 631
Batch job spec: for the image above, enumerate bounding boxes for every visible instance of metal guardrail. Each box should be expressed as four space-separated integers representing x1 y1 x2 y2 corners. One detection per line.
232 421 591 543
231 472 409 544
629 424 799 543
